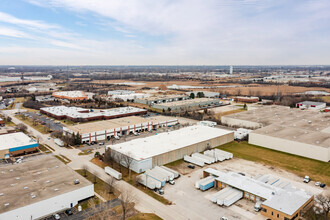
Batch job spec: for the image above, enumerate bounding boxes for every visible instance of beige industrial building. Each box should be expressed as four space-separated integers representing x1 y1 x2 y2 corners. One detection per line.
63 115 178 144
109 125 234 173
153 98 220 111
0 156 94 219
134 94 189 105
221 105 330 162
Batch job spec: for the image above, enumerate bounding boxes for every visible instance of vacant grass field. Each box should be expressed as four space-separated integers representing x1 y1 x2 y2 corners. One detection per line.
218 141 330 185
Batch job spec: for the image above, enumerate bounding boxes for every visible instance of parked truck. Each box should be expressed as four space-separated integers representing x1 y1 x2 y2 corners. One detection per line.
104 166 122 180
145 169 167 186
160 166 180 178
184 155 204 167
199 177 215 191
153 166 175 181
137 174 161 190
254 201 263 212
195 176 215 189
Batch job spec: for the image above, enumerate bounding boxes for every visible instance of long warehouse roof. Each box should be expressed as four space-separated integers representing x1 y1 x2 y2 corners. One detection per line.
110 125 233 161
0 132 37 151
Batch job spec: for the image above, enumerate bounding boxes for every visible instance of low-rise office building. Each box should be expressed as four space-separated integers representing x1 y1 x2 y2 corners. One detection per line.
186 91 220 98
233 96 259 103
63 115 178 144
0 156 94 220
40 106 147 122
109 125 234 173
0 132 38 159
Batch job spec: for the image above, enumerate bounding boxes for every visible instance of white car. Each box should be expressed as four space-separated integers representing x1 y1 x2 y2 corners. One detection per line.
220 217 228 220
133 132 140 136
114 136 120 140
315 182 320 186
53 214 60 220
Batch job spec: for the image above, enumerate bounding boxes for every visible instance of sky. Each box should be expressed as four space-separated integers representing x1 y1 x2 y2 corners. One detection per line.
0 0 329 65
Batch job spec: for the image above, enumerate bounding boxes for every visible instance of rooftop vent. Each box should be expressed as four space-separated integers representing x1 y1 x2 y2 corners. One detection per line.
4 203 9 207
9 169 13 172
293 136 296 139
45 180 50 183
16 177 20 180
10 184 14 187
316 141 319 144
24 186 29 189
31 194 36 199
0 193 3 196
54 188 59 191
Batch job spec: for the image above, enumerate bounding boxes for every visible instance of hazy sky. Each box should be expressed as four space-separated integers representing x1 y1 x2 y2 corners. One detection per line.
0 0 329 65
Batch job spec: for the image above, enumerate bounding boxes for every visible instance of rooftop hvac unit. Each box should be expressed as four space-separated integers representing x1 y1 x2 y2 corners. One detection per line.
54 188 59 191
4 203 9 207
24 186 28 189
0 193 4 196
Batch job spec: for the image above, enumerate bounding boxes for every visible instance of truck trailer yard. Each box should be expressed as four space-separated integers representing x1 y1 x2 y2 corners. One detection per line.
160 156 327 220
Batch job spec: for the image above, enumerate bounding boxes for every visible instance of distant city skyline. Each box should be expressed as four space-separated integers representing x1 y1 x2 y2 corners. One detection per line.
0 0 329 65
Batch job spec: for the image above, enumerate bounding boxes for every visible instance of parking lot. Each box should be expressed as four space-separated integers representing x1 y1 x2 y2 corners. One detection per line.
22 111 63 131
161 157 327 220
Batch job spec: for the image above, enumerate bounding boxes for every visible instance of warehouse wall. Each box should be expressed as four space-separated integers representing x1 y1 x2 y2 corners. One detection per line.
0 185 94 220
221 116 261 129
249 133 330 162
152 132 234 167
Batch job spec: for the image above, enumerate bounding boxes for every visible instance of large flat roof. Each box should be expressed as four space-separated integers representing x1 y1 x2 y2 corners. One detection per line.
136 94 188 101
66 115 177 134
223 105 330 148
110 125 233 161
155 98 219 107
52 91 87 98
41 106 146 119
0 155 92 214
0 132 37 151
205 168 312 216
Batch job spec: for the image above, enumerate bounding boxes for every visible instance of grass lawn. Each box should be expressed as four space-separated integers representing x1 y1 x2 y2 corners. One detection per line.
59 119 76 126
128 213 162 220
38 144 52 154
321 96 330 102
218 141 330 185
76 169 117 201
54 154 71 164
45 144 55 151
91 158 172 205
15 116 49 134
78 149 93 156
214 109 245 120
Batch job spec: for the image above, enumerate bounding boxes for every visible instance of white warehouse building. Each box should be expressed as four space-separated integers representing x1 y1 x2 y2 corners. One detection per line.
0 156 94 220
109 125 234 173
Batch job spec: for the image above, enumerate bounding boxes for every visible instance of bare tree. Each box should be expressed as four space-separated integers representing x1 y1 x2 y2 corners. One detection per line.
36 135 41 143
313 194 330 220
122 153 134 179
104 149 114 166
118 187 135 220
107 176 116 194
93 171 98 184
17 123 27 132
82 164 88 177
32 115 38 126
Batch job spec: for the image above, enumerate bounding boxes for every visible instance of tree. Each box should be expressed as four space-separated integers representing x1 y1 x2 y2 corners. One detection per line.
122 153 134 180
82 165 88 177
313 194 330 220
118 187 135 220
93 171 98 184
32 115 38 126
196 92 205 98
167 107 171 112
104 149 114 166
94 151 101 158
243 104 247 110
107 176 116 194
189 92 195 99
5 116 12 123
17 123 27 132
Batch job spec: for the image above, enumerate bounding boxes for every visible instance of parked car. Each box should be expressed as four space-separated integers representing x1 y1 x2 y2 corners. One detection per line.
320 183 326 188
115 136 120 140
315 182 320 186
133 132 140 136
169 180 175 185
238 172 245 176
99 142 104 146
53 214 60 220
188 164 195 169
303 176 310 183
220 217 228 220
65 209 73 215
